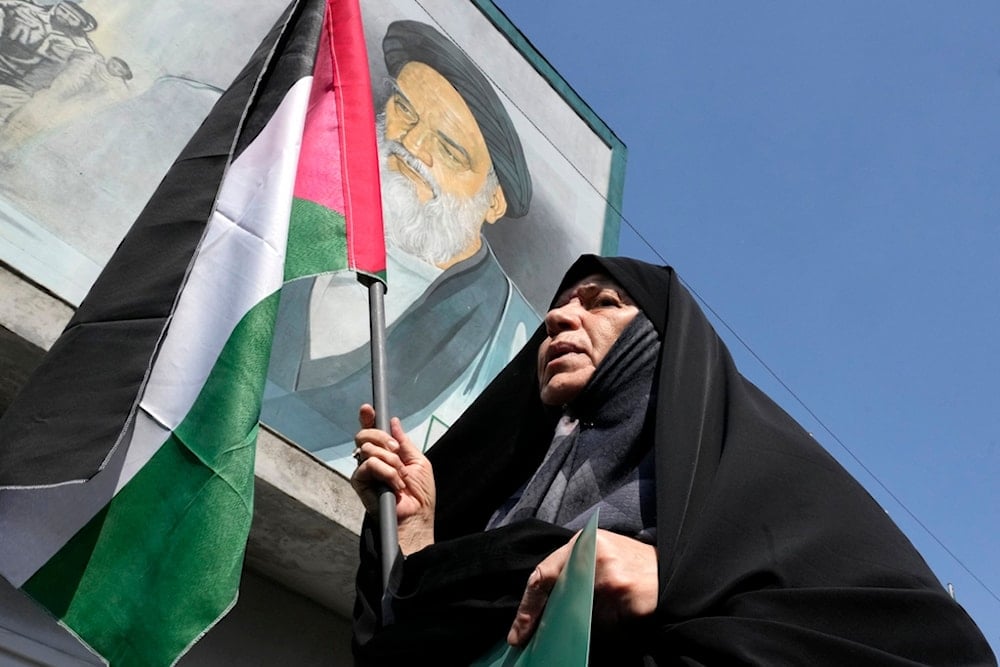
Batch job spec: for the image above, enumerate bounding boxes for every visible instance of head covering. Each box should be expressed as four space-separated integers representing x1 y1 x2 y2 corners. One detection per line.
52 1 97 32
382 20 532 218
356 255 995 665
486 312 660 539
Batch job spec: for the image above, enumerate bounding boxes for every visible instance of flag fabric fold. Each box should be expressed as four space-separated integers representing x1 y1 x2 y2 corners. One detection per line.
290 0 385 283
0 0 383 663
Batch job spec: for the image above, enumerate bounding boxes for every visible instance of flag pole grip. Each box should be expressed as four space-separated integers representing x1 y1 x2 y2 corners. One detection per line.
367 279 399 590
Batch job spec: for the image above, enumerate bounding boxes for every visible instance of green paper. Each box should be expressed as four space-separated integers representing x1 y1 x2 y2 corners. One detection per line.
471 511 598 666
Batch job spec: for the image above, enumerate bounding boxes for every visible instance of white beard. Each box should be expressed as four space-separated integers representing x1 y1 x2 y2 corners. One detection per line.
377 117 497 266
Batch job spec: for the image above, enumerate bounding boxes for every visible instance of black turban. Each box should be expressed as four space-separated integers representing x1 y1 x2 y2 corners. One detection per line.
382 20 532 218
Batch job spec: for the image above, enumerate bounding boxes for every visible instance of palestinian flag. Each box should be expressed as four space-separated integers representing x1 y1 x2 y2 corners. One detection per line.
0 0 383 664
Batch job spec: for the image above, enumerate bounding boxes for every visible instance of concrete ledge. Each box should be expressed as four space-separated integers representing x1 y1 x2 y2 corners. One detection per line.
0 266 73 350
248 426 365 618
0 266 74 413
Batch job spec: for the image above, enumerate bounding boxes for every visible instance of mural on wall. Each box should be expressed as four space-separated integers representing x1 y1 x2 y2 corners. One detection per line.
0 0 624 479
0 0 126 127
0 0 286 303
263 18 541 470
262 0 625 476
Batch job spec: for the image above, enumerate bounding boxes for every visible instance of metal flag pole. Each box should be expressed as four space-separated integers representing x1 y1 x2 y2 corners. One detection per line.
366 276 399 590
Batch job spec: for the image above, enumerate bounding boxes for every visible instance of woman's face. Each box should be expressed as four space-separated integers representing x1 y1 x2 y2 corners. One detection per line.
536 273 639 406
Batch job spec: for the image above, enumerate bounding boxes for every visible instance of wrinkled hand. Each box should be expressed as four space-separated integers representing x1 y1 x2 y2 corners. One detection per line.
508 529 658 647
350 404 435 555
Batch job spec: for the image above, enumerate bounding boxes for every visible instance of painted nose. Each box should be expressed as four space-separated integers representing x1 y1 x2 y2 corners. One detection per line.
399 123 433 167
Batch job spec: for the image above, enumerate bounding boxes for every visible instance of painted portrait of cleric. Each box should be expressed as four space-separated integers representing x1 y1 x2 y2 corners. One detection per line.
262 20 539 472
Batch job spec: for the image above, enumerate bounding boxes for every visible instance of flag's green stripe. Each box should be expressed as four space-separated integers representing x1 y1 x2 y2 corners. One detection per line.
285 197 348 281
361 268 388 284
285 197 388 284
25 292 280 666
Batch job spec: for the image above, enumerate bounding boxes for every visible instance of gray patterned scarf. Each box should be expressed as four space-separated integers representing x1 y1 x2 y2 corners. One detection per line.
486 313 660 543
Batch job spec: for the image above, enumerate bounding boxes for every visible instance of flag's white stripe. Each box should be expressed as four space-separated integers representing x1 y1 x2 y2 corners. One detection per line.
137 77 312 435
0 77 313 586
121 74 312 489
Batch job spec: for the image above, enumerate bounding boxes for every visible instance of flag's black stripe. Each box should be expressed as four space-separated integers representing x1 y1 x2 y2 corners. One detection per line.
0 0 326 487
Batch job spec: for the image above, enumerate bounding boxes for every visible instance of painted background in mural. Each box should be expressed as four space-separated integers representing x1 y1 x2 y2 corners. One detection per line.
0 0 288 303
261 0 625 475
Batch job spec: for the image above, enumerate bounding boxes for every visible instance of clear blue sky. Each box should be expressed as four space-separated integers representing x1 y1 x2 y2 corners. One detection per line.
494 0 1000 654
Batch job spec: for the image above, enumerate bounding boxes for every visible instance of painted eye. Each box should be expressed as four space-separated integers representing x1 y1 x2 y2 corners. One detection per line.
393 95 417 124
438 139 471 170
439 142 460 163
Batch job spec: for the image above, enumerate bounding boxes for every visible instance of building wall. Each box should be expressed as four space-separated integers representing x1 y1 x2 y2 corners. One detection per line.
182 569 354 667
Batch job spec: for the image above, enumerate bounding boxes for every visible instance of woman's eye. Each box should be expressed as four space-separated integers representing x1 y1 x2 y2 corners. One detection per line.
594 294 620 308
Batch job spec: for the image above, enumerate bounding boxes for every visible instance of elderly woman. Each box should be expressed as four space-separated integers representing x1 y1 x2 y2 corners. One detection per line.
351 256 994 665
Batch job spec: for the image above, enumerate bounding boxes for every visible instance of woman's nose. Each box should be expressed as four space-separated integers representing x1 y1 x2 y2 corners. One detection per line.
544 300 583 335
